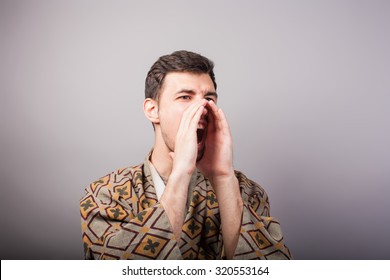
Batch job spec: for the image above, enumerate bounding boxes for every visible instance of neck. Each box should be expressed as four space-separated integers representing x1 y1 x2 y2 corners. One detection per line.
150 130 173 180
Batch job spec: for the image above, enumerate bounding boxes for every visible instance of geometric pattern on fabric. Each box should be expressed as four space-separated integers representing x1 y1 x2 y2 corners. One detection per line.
133 233 169 258
80 159 292 260
87 212 112 241
248 230 272 249
80 195 98 220
182 217 203 240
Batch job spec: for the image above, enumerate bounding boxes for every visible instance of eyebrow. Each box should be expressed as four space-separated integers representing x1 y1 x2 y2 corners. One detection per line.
176 89 218 99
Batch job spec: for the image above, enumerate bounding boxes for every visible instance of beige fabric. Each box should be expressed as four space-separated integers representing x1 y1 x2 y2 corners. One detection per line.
80 159 292 259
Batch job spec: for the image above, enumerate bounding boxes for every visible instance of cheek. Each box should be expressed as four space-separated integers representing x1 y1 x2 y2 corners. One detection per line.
163 103 186 119
159 106 185 131
172 108 186 131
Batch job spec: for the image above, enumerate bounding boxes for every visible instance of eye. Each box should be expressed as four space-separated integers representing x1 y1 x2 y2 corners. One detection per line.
179 95 191 100
205 97 217 102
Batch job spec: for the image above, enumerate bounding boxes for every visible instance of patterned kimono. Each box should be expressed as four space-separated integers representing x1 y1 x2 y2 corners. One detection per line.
80 159 292 260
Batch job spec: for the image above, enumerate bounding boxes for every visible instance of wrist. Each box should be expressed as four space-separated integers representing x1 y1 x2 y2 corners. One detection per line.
162 169 192 200
209 170 236 187
210 172 241 200
172 160 197 178
169 168 193 185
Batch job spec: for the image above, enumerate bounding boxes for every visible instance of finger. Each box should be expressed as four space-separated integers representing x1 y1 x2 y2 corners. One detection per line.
175 105 205 158
205 102 216 131
207 100 232 134
206 100 224 130
189 103 207 132
217 107 232 135
178 100 208 133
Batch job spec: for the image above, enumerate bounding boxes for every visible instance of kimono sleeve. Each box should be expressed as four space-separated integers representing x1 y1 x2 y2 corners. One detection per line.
233 171 292 260
80 174 183 260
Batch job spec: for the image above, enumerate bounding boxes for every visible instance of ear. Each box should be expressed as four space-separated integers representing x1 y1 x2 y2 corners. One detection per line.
143 98 160 124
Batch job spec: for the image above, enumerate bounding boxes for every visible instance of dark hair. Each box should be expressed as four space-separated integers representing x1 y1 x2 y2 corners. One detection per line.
145 50 217 100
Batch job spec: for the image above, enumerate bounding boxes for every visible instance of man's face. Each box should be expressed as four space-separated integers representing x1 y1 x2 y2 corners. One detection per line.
156 72 217 160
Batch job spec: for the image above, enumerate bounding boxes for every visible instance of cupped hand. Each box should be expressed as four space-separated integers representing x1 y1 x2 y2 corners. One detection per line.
197 100 235 182
170 99 209 176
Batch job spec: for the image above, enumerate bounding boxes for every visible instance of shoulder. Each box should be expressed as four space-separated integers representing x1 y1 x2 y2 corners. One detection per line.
82 163 145 200
234 170 266 192
234 169 269 204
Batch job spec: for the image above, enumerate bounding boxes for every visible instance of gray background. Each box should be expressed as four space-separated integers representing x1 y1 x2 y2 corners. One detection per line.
1 0 389 259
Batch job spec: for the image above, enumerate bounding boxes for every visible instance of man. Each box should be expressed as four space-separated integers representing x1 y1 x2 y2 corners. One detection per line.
80 50 291 260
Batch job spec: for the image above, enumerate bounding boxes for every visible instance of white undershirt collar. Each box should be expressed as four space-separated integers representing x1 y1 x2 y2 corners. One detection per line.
147 159 166 201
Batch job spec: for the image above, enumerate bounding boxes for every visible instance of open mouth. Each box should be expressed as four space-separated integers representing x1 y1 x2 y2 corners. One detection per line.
196 128 206 161
197 129 204 144
197 117 208 146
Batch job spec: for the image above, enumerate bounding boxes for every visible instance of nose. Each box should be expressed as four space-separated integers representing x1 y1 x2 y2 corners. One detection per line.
199 108 208 128
201 106 208 117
